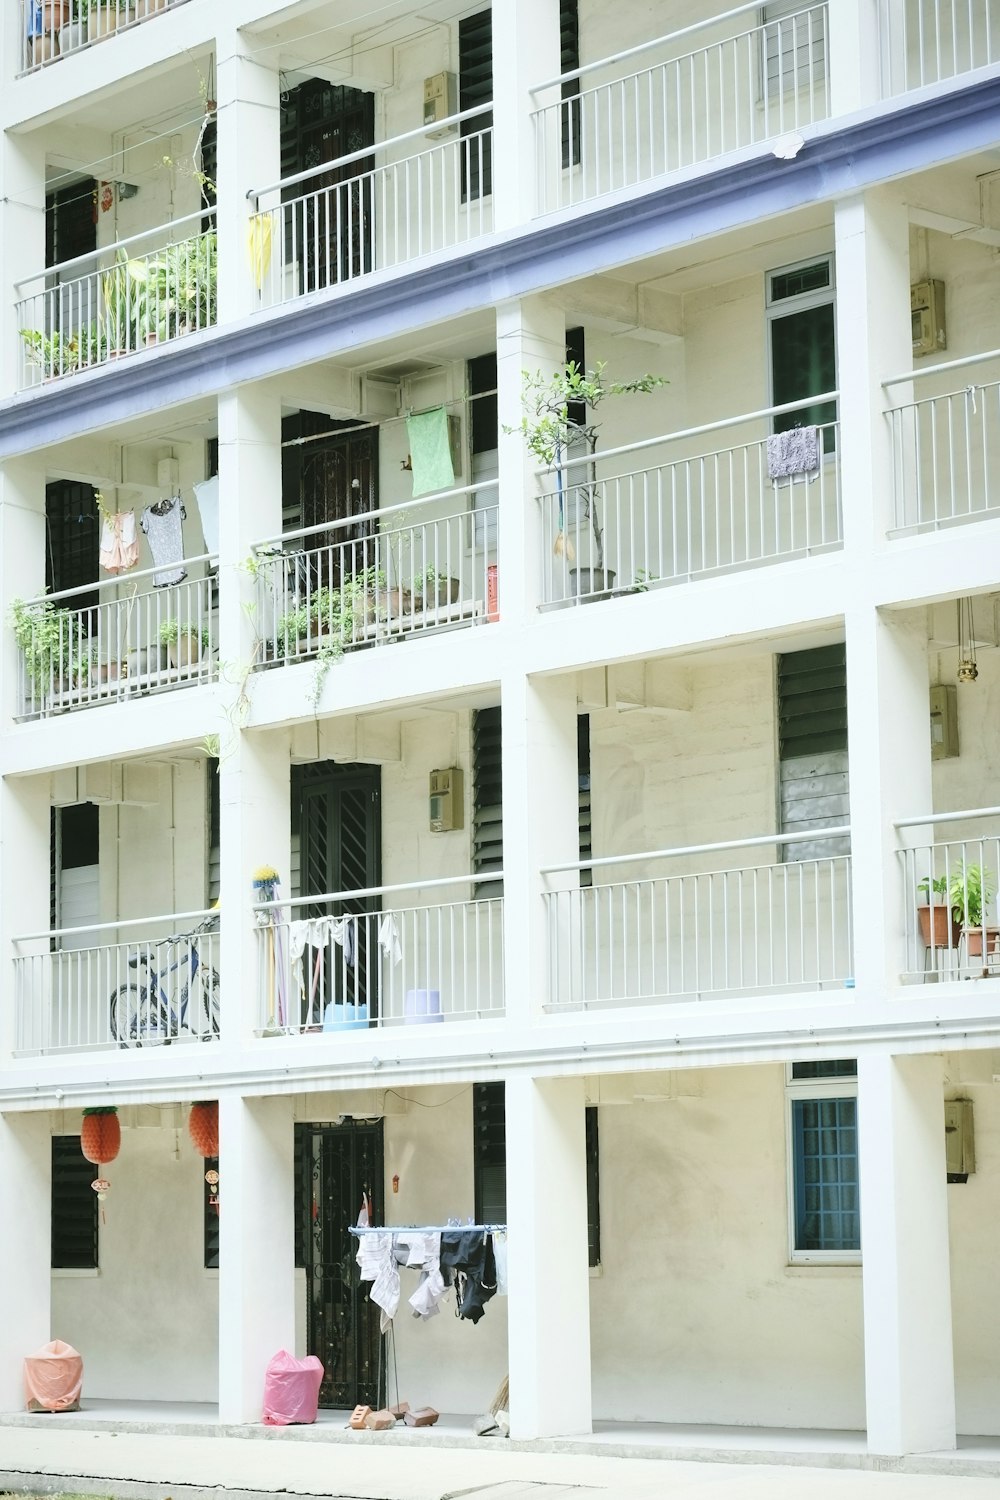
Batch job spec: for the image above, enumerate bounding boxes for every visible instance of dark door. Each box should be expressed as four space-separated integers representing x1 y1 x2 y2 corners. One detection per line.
299 1119 384 1407
292 762 382 1022
282 412 379 589
280 79 375 292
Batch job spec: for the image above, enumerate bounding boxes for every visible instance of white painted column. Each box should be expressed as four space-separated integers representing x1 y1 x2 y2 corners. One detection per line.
0 132 46 396
505 1074 592 1438
0 1111 52 1410
829 1 883 114
492 0 562 229
217 1093 296 1422
501 671 580 1026
214 28 281 324
0 459 47 724
0 774 52 1059
857 1052 955 1454
495 294 566 622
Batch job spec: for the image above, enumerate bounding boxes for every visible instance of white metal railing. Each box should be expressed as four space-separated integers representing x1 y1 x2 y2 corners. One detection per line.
13 559 217 720
254 876 504 1033
16 214 216 389
253 483 498 667
885 351 1000 532
531 1 829 213
13 909 220 1055
880 0 999 96
19 0 190 73
897 808 1000 979
249 107 494 309
543 829 853 1007
537 396 841 605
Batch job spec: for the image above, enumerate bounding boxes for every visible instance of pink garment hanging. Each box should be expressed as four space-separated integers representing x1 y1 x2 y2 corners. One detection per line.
100 511 139 574
24 1339 83 1412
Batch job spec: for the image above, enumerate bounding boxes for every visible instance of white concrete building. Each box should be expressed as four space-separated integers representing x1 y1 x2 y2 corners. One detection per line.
1 0 999 1465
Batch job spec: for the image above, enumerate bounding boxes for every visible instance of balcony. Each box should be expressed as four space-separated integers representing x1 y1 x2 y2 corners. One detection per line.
254 876 504 1035
537 397 841 606
886 350 1000 533
249 107 494 311
531 2 831 215
13 908 220 1055
880 0 1000 95
898 808 1000 980
12 562 217 720
19 0 190 74
543 829 853 1008
15 214 216 390
251 483 498 670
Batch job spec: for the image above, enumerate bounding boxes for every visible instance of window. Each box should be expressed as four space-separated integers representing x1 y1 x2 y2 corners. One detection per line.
51 803 100 949
559 0 582 170
761 2 827 101
207 758 220 907
459 10 493 202
578 713 592 888
472 707 503 898
777 643 849 862
473 1082 601 1268
786 1061 859 1261
767 255 836 452
468 352 498 549
45 481 99 607
203 1155 220 1269
52 1136 98 1270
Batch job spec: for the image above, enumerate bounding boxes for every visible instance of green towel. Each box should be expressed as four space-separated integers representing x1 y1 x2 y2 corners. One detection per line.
406 408 454 497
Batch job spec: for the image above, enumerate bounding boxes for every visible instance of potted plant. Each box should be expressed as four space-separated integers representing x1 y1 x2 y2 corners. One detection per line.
158 619 209 668
146 231 217 339
411 564 459 609
916 875 961 950
83 0 132 41
101 248 147 356
11 596 87 695
20 326 99 381
949 863 999 960
514 360 666 601
276 587 343 656
59 0 86 51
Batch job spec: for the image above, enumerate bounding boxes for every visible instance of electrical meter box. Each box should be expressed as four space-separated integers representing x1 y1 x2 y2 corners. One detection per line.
930 684 959 761
945 1098 975 1180
911 280 946 357
423 72 457 136
429 767 463 832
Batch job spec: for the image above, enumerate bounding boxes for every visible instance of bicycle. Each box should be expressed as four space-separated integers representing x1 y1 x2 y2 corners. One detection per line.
109 916 220 1047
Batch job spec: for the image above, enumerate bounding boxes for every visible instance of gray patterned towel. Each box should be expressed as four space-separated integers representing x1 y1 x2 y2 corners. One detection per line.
767 425 820 480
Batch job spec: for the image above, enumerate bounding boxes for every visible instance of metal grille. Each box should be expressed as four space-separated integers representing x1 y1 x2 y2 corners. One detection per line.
52 1135 98 1269
473 707 503 897
792 1095 860 1251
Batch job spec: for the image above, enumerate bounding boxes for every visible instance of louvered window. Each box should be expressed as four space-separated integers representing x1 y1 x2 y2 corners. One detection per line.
761 2 827 99
473 707 503 898
52 1136 98 1270
459 10 493 201
203 1155 220 1269
777 644 849 862
207 759 220 907
45 481 99 609
578 714 592 888
473 1083 601 1267
560 0 581 169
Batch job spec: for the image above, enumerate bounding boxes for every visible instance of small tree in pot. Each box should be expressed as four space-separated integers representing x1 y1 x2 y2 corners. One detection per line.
514 361 666 600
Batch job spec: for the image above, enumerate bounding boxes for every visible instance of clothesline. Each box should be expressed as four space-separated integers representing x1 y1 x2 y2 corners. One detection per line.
349 1223 507 1236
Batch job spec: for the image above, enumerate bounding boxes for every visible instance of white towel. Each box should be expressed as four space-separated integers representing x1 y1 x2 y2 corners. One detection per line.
767 425 820 480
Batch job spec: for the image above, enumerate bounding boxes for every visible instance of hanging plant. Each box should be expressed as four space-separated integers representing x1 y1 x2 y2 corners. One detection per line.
81 1106 121 1204
188 1100 219 1158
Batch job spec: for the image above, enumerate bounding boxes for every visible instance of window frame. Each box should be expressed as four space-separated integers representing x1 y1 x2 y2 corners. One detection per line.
766 253 837 429
51 1135 99 1272
785 1062 860 1266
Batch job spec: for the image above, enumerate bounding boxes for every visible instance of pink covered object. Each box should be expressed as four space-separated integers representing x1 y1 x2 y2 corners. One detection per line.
24 1339 83 1412
262 1349 324 1426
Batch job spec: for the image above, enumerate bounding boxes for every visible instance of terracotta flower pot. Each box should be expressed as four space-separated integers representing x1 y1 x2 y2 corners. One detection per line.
963 926 1000 960
917 903 960 950
42 0 70 29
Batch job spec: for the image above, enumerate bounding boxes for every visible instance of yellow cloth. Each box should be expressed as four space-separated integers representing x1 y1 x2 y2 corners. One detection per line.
247 214 274 291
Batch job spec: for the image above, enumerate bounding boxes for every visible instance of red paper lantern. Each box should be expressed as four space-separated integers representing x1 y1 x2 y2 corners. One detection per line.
188 1101 219 1158
81 1107 120 1167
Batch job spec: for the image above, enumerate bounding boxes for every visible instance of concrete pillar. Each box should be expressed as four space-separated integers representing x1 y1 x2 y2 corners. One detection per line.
217 384 283 667
834 189 911 550
858 1052 955 1454
0 132 46 396
495 294 566 622
214 30 281 323
846 607 931 993
0 1112 52 1410
0 774 52 1059
0 459 47 725
829 0 883 114
492 0 562 229
505 1074 592 1438
501 671 580 1024
217 1093 295 1422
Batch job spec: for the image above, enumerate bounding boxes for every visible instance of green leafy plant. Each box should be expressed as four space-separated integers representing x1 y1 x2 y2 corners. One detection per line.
949 864 997 930
158 619 209 649
11 596 88 688
20 326 99 378
512 361 667 574
632 568 660 593
145 231 217 340
101 248 149 354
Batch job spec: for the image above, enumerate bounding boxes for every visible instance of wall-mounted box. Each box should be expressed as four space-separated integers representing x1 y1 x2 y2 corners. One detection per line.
911 279 946 357
945 1097 975 1180
423 73 457 137
429 767 463 832
930 684 959 761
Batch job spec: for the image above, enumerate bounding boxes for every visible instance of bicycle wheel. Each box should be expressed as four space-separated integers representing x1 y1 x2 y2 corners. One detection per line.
109 983 172 1048
200 967 221 1039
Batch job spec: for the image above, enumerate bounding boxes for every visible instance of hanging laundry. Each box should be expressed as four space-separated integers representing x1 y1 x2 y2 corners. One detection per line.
378 913 403 965
766 425 820 481
395 1233 446 1321
440 1229 498 1324
356 1231 399 1333
491 1229 508 1296
140 496 187 586
405 408 455 498
192 475 220 559
99 510 139 574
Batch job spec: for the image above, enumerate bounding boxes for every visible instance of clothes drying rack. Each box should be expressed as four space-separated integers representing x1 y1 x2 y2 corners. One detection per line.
348 1223 506 1236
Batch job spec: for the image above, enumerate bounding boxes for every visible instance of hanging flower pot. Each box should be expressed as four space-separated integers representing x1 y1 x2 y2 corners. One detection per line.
81 1106 120 1203
188 1100 219 1158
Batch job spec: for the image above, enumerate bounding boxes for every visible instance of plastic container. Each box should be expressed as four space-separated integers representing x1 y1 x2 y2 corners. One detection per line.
404 988 443 1024
323 1002 368 1032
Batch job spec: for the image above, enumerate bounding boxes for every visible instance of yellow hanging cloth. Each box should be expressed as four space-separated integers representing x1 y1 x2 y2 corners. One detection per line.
247 213 274 291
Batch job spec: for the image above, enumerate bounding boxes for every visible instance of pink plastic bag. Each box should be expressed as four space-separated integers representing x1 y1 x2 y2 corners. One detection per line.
262 1349 323 1426
24 1339 83 1412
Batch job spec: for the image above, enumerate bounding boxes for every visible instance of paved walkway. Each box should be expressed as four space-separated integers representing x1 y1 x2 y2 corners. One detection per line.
3 1427 1000 1500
